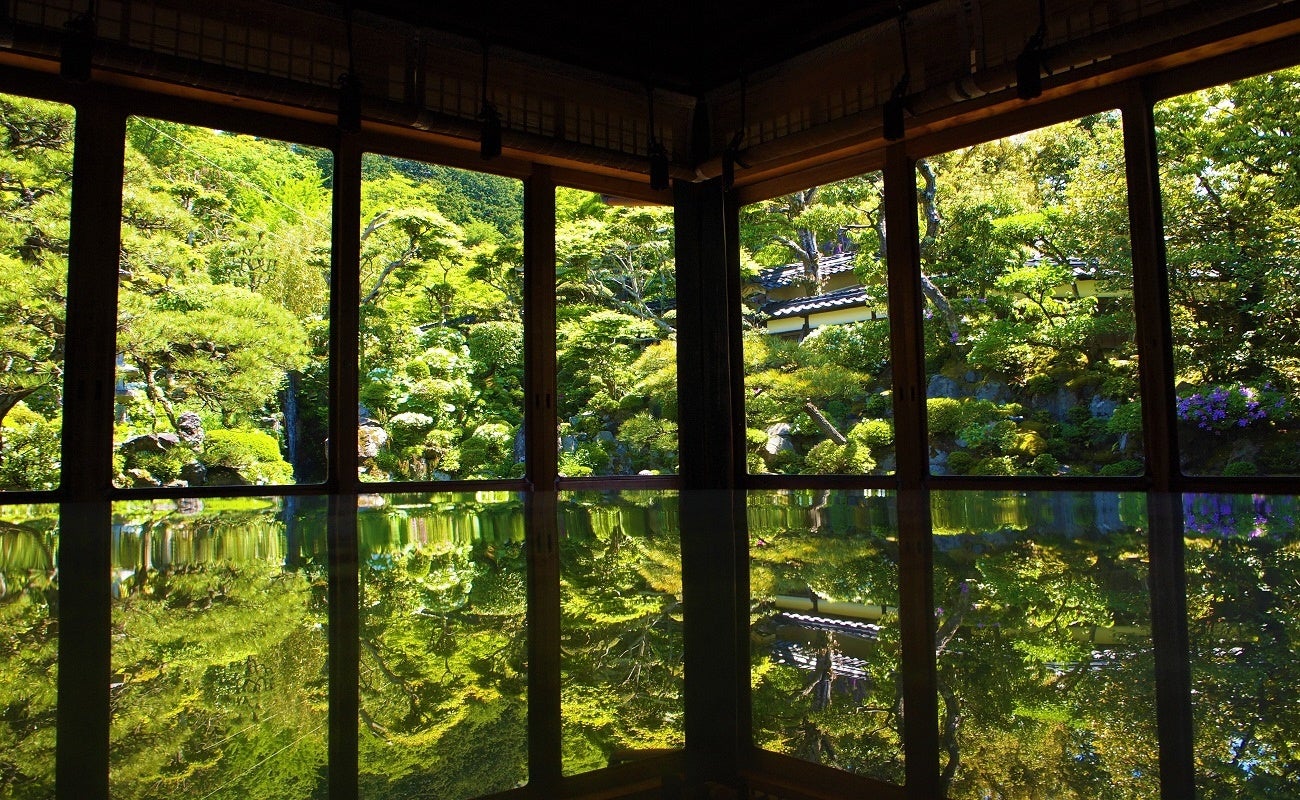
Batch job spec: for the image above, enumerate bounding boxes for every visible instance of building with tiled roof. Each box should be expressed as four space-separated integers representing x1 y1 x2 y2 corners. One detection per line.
755 252 1125 337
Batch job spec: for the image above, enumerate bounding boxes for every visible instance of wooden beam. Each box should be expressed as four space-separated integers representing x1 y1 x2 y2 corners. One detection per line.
527 490 562 792
882 142 941 800
1123 85 1180 492
327 494 360 800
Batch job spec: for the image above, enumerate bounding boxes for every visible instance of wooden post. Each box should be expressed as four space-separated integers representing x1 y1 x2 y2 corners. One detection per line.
327 492 360 800
524 165 562 791
326 128 363 800
675 176 745 788
56 98 124 800
884 142 941 800
1124 83 1195 800
525 165 558 489
330 131 362 490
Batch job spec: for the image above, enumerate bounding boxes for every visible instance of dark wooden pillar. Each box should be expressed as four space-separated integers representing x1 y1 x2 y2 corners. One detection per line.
56 98 124 800
884 142 941 800
524 165 559 490
1123 83 1195 800
524 165 562 792
329 131 362 490
327 129 363 800
675 176 746 790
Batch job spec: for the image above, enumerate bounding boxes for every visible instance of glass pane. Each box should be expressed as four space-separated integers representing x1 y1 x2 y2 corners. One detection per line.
1186 493 1300 794
1156 69 1300 476
932 491 1156 798
740 175 896 476
560 490 683 775
0 503 58 798
921 116 1140 477
116 119 332 488
358 492 527 797
0 94 74 492
358 156 525 481
749 489 903 783
109 496 329 798
556 189 678 477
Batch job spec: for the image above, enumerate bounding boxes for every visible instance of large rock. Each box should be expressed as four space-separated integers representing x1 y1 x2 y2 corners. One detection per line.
763 423 795 457
929 450 949 475
180 461 208 486
927 375 962 399
176 411 205 445
1089 395 1119 420
974 380 1012 403
125 468 160 487
1031 386 1084 421
121 432 182 455
204 466 251 486
358 424 388 459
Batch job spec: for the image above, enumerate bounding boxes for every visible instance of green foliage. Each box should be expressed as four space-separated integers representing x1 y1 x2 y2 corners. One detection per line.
946 451 975 474
202 428 294 484
1108 401 1143 436
1221 460 1257 477
617 413 678 474
802 321 890 373
458 422 517 477
848 418 893 449
0 404 60 490
803 439 874 474
1099 459 1143 476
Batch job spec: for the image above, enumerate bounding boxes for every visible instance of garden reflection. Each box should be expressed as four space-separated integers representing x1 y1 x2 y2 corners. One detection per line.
750 490 1159 796
749 490 905 785
932 491 1156 800
1185 494 1300 797
5 490 1296 797
0 504 57 800
108 497 329 800
559 491 684 775
356 492 528 800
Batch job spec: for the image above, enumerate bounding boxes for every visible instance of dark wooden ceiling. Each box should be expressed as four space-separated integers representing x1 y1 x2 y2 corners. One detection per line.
348 0 931 94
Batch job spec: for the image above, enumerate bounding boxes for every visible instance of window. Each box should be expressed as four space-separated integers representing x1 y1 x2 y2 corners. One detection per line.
1156 68 1300 477
0 94 74 492
740 174 896 477
115 120 332 488
555 189 678 478
920 116 1140 478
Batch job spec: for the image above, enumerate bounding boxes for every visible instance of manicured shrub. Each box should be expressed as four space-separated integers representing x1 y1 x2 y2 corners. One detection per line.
202 428 293 484
1099 458 1143 476
1221 460 1258 477
849 418 893 449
